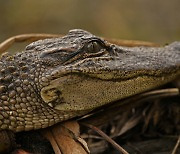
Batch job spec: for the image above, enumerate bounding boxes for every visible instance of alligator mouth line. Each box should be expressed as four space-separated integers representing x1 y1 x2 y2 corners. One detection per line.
50 66 180 82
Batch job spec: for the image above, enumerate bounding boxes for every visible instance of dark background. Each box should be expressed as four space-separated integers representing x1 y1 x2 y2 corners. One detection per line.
0 0 180 44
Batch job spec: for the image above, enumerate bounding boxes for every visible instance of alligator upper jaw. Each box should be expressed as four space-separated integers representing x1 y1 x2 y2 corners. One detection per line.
49 54 180 81
45 41 180 81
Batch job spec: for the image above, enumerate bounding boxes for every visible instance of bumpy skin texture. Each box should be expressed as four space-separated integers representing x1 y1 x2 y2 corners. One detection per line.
0 29 180 132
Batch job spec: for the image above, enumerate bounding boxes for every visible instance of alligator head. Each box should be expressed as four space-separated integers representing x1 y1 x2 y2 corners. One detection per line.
26 29 180 112
0 29 179 132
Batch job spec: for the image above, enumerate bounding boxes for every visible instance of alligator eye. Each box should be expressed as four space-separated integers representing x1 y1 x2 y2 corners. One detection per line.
86 41 103 53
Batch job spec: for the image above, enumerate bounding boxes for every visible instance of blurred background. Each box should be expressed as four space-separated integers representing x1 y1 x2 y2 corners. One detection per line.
0 0 180 45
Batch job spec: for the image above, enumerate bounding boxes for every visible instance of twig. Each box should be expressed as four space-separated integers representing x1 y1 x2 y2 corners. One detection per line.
0 33 158 54
0 33 62 53
42 129 62 154
81 122 129 154
171 136 180 154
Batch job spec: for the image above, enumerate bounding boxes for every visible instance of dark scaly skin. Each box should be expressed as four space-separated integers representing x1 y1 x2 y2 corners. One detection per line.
0 29 180 132
0 48 71 132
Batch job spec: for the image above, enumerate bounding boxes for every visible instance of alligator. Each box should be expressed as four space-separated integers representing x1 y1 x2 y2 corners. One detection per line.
0 29 180 132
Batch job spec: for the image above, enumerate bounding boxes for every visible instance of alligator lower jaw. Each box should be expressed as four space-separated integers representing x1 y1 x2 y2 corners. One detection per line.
41 73 178 112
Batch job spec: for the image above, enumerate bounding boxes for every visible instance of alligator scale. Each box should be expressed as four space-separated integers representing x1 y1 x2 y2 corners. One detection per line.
0 29 180 132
